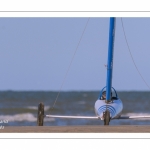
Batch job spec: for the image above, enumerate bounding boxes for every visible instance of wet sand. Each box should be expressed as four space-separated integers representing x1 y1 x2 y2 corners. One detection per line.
1 125 150 133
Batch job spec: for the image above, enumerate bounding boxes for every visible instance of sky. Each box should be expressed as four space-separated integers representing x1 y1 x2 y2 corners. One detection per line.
0 17 150 91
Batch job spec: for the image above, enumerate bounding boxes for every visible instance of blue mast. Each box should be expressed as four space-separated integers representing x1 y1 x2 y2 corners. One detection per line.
106 17 116 102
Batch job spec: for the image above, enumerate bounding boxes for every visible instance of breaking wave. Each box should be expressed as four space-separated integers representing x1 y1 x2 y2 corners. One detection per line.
0 113 55 122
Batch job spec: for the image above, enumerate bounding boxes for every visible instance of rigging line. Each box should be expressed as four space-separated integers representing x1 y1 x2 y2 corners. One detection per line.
121 18 150 90
50 18 90 111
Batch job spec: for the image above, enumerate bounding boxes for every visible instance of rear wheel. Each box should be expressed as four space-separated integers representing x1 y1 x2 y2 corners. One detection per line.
37 103 44 126
104 110 110 125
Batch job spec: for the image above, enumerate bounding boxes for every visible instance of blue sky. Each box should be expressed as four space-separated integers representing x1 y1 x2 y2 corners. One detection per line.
0 17 150 91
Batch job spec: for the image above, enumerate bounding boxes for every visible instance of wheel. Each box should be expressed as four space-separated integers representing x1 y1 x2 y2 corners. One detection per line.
104 110 110 125
37 103 44 126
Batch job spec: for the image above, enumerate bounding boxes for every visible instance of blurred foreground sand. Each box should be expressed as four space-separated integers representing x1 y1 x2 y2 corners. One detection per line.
1 125 150 133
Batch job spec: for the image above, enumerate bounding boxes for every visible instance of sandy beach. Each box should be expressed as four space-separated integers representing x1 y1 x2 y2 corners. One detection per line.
1 125 150 133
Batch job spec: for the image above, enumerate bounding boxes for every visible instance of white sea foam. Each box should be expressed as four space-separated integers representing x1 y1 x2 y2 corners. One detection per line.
0 113 55 122
122 113 150 120
124 113 150 116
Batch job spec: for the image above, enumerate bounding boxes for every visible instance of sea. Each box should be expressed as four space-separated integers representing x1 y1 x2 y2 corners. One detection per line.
0 91 150 126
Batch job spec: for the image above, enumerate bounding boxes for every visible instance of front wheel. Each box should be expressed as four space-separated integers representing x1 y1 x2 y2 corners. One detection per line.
37 103 44 126
104 110 110 125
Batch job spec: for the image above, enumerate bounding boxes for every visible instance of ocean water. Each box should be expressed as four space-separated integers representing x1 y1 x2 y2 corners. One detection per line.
0 91 150 126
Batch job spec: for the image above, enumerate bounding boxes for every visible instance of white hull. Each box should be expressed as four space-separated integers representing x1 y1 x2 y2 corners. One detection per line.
95 99 123 120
